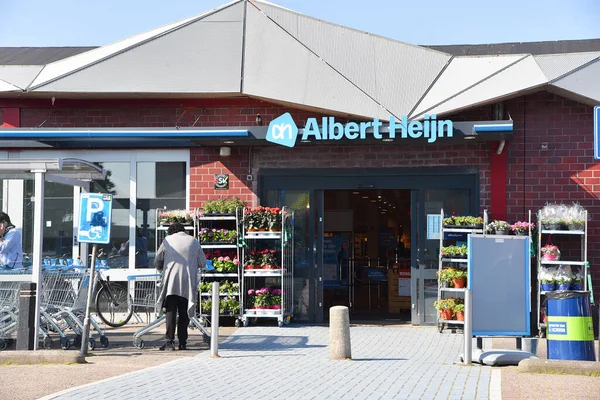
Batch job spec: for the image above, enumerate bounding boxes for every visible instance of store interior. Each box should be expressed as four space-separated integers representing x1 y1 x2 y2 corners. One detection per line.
323 189 412 323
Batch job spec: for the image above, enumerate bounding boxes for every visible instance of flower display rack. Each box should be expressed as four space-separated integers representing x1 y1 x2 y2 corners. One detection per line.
155 208 197 264
535 205 588 338
241 206 294 327
437 208 488 333
197 207 243 327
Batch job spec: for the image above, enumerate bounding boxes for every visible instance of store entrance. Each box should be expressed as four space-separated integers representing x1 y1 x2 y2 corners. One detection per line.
322 189 412 323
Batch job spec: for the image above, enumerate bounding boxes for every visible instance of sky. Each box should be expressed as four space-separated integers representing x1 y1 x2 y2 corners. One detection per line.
0 0 599 47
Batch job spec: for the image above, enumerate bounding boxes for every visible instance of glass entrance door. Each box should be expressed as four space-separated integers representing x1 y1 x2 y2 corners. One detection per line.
412 189 472 325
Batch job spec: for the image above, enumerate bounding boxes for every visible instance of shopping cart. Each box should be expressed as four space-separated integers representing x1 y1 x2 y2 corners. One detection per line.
40 266 109 350
129 273 209 349
0 267 32 350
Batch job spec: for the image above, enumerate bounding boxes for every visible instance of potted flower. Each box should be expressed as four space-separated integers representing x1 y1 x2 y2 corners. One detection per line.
203 197 247 216
440 246 457 259
540 268 555 291
541 244 560 261
489 220 510 235
267 207 283 232
244 250 259 270
555 275 572 291
539 203 566 230
571 270 584 290
200 299 212 314
212 256 239 273
436 268 455 287
449 268 467 288
244 206 269 232
454 301 465 321
260 249 280 269
253 287 272 309
434 298 456 321
510 221 535 236
270 289 282 310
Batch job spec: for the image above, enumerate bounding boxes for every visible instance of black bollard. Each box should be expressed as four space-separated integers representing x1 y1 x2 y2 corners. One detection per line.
16 282 37 350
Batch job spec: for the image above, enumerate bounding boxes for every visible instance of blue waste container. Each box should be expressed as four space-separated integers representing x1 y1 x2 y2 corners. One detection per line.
546 290 596 361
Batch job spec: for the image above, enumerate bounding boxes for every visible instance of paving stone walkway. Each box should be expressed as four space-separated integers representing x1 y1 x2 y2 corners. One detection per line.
42 325 493 400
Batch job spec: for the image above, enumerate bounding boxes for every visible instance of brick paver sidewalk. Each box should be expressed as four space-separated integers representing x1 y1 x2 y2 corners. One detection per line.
41 326 493 400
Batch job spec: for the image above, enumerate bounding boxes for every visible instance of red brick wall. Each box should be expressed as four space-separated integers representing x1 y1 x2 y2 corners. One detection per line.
5 92 600 295
0 108 4 126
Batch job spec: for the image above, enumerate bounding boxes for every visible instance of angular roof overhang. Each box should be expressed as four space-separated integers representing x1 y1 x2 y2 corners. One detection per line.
0 0 598 120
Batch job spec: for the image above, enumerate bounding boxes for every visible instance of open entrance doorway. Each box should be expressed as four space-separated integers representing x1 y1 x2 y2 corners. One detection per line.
322 189 411 324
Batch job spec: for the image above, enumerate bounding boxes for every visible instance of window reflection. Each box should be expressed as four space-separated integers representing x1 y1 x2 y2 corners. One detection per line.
266 189 312 321
137 162 186 268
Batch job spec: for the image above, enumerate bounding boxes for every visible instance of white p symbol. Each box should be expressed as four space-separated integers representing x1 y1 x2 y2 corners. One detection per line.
86 198 104 222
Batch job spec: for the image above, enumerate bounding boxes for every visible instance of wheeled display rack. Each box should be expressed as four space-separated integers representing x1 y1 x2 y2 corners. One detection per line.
241 206 294 327
437 209 487 333
155 208 197 250
536 209 588 337
197 208 243 327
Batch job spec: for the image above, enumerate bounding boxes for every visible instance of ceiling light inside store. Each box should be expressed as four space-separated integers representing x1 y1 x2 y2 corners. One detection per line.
223 140 235 144
464 136 477 140
301 140 311 143
362 196 369 199
352 191 360 195
382 138 393 142
370 200 377 203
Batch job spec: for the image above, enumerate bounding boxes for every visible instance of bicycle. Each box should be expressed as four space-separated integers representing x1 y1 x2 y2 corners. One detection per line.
94 262 133 328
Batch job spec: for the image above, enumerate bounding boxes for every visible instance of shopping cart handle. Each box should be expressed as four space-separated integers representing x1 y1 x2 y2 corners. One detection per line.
127 274 162 281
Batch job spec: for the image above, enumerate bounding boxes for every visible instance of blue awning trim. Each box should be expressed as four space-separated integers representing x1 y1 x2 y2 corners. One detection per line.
473 123 513 133
0 129 249 138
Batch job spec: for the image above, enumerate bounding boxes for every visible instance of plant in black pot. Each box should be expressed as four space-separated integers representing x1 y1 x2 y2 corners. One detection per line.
489 220 510 235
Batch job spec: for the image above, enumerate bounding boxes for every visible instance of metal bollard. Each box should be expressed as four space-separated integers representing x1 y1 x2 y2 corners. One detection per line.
210 281 220 358
329 306 352 360
464 289 472 365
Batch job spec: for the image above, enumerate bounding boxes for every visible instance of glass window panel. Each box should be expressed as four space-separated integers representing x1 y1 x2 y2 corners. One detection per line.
422 189 470 270
137 162 186 268
265 189 312 322
22 181 74 260
91 162 130 198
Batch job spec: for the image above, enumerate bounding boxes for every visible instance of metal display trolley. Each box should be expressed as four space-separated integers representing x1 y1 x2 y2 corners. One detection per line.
197 208 243 327
241 206 294 327
155 208 197 251
536 207 588 337
437 209 487 333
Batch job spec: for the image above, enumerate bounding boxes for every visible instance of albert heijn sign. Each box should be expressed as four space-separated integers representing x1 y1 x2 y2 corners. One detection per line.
595 106 600 160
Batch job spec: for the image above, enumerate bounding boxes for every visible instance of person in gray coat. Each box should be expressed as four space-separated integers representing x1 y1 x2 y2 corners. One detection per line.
154 222 206 350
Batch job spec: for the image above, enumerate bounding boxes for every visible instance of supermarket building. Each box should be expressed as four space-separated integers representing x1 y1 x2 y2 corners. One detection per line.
1 0 600 325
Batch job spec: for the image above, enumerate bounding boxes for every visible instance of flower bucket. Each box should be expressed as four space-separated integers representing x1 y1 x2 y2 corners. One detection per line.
571 283 583 290
542 254 558 261
542 222 561 231
541 283 555 292
495 229 509 235
439 309 453 321
455 311 465 321
514 231 528 236
557 283 571 291
452 278 466 289
568 223 584 231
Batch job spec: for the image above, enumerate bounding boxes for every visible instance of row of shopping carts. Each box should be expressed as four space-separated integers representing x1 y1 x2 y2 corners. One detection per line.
0 265 109 350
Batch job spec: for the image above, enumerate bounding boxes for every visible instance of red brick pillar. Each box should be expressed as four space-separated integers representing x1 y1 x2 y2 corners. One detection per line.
490 141 507 220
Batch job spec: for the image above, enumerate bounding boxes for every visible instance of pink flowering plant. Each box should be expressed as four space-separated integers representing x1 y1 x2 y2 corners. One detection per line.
510 221 535 234
247 287 282 309
541 244 560 261
212 256 240 273
199 228 237 243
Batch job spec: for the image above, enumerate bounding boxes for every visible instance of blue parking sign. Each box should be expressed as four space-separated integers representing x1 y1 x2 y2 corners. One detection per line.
595 106 600 160
78 193 113 244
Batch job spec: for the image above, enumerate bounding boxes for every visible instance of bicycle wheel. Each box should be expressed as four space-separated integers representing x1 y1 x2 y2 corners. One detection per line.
95 283 133 327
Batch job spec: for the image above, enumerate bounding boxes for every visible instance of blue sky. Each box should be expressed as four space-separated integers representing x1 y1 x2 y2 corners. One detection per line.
1 0 599 47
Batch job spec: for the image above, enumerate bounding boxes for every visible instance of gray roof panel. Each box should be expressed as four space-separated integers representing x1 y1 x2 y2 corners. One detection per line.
551 58 600 102
0 47 96 65
256 0 451 116
534 52 600 81
428 39 600 56
244 4 387 119
0 65 43 89
32 1 245 93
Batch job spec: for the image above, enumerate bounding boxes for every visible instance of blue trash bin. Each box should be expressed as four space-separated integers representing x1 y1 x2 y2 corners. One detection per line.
546 290 596 361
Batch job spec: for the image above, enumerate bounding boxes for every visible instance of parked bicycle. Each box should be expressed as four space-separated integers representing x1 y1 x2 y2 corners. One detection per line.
94 261 133 328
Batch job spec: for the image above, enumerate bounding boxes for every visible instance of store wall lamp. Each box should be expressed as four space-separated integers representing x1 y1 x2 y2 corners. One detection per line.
220 146 231 157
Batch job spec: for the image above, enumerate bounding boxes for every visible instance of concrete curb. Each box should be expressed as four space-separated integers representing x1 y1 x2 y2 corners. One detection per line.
518 358 600 376
0 350 86 365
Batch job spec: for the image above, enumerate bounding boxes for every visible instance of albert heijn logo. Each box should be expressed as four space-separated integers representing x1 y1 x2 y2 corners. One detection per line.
266 112 298 148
